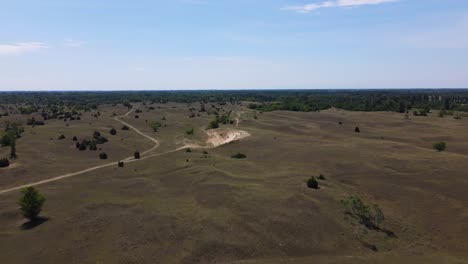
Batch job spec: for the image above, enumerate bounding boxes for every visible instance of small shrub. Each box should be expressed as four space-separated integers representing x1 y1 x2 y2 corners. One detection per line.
433 142 446 152
318 174 326 180
58 134 66 140
134 152 141 159
355 127 360 133
307 177 319 189
341 196 385 229
95 136 108 144
231 153 246 159
122 125 130 130
186 148 192 153
186 128 194 135
89 140 98 151
72 136 78 141
99 152 108 159
110 128 117 135
203 150 208 155
18 187 46 221
0 158 9 168
208 120 219 129
118 161 124 167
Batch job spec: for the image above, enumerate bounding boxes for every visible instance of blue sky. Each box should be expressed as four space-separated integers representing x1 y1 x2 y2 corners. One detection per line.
1 0 467 90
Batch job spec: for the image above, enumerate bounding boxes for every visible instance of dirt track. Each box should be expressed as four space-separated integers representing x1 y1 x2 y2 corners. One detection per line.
0 109 249 195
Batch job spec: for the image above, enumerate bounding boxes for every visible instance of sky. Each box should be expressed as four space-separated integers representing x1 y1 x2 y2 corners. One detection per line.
1 0 468 91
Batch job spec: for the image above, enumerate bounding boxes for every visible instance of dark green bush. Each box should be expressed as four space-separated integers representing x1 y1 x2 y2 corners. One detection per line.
99 152 108 159
231 153 246 159
307 177 319 189
433 142 446 152
110 128 117 135
134 152 141 159
0 158 9 168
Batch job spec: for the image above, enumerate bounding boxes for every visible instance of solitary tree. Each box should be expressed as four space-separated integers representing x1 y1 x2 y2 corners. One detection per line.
355 127 361 133
110 128 117 135
18 187 46 221
134 151 141 159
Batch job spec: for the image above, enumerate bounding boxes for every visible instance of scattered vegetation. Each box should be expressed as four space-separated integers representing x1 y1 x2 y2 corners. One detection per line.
99 152 108 159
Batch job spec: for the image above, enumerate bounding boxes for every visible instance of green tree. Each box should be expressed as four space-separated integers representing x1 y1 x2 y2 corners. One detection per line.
18 187 46 221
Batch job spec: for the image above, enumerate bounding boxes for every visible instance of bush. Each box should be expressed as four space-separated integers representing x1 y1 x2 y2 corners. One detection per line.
307 177 319 189
89 140 98 151
58 134 66 140
118 161 124 167
99 152 108 159
0 158 9 168
122 125 130 130
318 174 326 180
96 136 108 144
110 128 117 135
231 153 246 159
134 152 141 159
208 120 219 129
186 148 192 153
149 121 162 132
186 128 194 135
18 187 46 221
355 127 360 133
72 136 78 141
433 142 446 152
341 196 384 229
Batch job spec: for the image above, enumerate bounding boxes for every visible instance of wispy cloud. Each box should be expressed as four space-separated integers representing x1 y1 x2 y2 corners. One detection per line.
63 38 86 48
0 42 49 55
283 0 399 13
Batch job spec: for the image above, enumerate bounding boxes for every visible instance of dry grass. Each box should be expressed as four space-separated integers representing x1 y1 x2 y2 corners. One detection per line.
0 105 467 263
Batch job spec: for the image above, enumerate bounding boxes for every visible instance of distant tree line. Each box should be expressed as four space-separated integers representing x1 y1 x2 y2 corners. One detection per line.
1 90 468 113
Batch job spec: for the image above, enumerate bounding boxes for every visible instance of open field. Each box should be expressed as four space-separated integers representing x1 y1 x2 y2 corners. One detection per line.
1 100 468 263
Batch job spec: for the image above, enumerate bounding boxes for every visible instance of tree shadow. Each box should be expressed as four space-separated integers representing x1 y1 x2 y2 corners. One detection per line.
20 217 49 230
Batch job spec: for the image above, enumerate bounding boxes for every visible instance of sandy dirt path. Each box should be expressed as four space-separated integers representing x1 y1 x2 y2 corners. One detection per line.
0 110 249 195
0 109 159 195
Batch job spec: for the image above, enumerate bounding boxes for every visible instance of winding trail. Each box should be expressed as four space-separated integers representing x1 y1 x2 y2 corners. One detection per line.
0 108 249 195
0 109 160 195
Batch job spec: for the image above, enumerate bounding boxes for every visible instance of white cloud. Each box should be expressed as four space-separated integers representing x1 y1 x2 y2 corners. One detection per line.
0 42 49 55
283 0 399 13
63 38 86 48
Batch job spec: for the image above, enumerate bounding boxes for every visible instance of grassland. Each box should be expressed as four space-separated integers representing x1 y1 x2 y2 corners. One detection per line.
0 101 467 263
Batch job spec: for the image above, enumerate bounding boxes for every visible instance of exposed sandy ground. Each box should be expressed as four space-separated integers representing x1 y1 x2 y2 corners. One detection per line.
206 129 250 148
